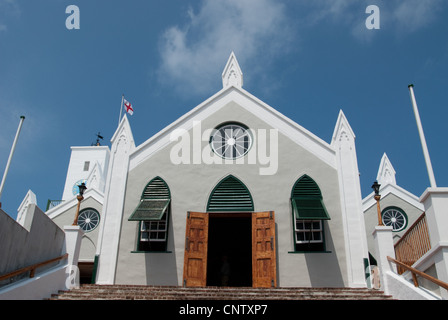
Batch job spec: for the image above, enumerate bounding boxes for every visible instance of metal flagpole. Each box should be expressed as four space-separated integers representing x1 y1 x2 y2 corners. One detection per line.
0 115 25 202
118 94 124 126
408 84 437 188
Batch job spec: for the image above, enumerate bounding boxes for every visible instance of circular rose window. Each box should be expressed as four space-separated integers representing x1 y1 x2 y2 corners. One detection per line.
77 208 100 232
382 207 408 232
210 123 252 159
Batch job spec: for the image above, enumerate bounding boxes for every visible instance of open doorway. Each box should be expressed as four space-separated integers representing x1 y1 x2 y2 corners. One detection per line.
206 213 252 287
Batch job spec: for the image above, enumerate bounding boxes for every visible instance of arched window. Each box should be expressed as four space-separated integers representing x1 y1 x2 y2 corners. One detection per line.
291 175 330 252
207 175 254 212
129 176 171 252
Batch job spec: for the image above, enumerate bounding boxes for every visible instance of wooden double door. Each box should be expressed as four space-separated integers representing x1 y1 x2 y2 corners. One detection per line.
182 211 277 288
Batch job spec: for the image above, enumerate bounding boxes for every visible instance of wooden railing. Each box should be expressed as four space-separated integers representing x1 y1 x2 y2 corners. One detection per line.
387 256 448 292
394 212 431 274
0 253 68 283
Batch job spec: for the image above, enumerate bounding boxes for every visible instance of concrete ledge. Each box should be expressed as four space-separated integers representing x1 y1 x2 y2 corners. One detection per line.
0 263 69 300
385 271 440 300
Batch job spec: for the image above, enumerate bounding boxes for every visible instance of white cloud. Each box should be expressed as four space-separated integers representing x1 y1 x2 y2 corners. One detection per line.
0 0 19 15
157 0 295 96
303 0 444 38
392 0 443 32
157 0 445 96
0 0 20 33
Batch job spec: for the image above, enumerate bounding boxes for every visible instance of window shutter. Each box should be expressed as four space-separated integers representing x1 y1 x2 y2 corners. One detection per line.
292 198 330 220
207 175 254 212
291 175 330 220
129 177 171 221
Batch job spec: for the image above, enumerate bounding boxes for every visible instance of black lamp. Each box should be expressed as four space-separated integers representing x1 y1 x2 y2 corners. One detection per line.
78 182 87 197
72 182 87 226
371 181 381 196
371 181 384 226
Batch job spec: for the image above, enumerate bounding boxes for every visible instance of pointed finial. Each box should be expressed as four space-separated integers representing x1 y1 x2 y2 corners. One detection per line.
222 51 243 89
376 153 396 186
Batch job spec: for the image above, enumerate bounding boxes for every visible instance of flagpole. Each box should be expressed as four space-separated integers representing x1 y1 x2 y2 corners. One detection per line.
0 116 25 203
408 84 437 188
118 94 124 126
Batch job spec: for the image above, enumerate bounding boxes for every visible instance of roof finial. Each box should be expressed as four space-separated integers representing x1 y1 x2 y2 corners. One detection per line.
376 153 396 186
222 51 243 89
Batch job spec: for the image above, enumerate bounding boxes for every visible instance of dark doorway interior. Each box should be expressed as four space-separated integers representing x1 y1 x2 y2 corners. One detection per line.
207 214 252 287
78 262 94 284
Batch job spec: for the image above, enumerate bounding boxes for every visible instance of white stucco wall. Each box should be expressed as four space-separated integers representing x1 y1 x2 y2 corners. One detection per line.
51 196 103 262
113 99 349 287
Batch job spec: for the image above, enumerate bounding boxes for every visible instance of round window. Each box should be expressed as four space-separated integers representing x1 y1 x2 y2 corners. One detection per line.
382 207 408 232
210 123 252 159
77 208 100 232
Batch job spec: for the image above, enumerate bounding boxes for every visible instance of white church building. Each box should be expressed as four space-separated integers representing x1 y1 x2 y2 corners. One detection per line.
40 53 371 289
2 53 448 300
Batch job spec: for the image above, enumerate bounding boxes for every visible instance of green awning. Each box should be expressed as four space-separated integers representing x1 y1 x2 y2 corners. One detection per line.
128 199 170 221
292 197 330 220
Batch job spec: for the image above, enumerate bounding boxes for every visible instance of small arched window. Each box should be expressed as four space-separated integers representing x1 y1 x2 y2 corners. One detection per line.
129 177 171 252
291 175 330 252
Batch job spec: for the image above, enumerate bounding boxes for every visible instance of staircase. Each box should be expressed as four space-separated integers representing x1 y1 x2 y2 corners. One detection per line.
47 284 394 300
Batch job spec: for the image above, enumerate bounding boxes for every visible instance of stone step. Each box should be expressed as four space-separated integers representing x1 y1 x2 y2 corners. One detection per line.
47 285 394 300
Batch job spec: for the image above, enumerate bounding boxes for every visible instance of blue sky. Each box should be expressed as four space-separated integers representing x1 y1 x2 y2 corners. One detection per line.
1 0 448 219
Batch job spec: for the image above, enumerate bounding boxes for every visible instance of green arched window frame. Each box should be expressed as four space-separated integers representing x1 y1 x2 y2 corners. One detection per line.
290 175 330 220
207 175 254 212
290 175 330 253
129 176 171 252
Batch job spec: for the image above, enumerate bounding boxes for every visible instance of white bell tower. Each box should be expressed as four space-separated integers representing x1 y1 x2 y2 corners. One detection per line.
61 145 110 201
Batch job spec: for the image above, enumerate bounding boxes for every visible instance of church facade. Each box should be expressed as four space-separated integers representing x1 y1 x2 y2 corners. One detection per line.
38 53 371 289
87 53 370 288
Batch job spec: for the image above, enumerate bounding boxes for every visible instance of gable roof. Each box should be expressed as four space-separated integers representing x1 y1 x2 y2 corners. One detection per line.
129 53 339 171
362 153 424 212
46 188 104 220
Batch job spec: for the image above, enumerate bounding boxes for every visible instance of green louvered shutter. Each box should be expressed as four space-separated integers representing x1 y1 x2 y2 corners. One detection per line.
141 177 170 199
291 175 330 220
292 175 322 198
207 175 254 212
129 177 171 221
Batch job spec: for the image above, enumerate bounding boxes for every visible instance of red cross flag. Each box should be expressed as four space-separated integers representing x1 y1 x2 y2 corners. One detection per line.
124 99 134 115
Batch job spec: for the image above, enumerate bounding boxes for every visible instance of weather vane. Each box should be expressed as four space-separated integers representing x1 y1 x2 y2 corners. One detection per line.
92 132 104 146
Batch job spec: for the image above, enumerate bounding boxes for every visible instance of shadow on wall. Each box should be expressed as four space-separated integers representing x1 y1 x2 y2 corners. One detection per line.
0 205 66 285
144 215 179 285
304 224 345 287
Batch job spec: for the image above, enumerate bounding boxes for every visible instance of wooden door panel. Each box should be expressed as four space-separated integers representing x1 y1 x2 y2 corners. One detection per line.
252 211 277 288
183 212 209 287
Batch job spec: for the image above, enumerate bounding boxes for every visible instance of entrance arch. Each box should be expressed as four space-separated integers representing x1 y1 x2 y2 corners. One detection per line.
183 176 277 288
207 175 254 287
